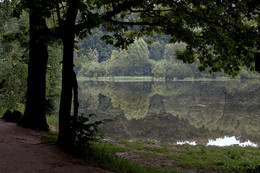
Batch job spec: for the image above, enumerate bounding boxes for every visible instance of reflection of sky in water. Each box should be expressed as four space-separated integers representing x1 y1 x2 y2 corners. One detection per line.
177 141 196 145
177 136 258 147
207 136 258 147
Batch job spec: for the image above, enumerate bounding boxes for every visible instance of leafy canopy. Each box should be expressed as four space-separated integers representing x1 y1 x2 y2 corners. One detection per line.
10 0 260 77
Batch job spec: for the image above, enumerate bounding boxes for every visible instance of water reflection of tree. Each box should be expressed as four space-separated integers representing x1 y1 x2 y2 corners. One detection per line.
101 82 152 120
78 80 260 144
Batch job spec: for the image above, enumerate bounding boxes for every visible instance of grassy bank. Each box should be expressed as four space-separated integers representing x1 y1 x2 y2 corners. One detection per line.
116 139 260 173
77 76 163 82
42 130 260 173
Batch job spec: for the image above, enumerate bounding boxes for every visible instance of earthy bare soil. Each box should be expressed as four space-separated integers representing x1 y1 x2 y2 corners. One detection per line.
0 119 112 173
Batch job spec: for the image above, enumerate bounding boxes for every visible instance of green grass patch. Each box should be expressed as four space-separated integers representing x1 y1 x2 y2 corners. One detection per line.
41 131 59 144
116 140 260 173
42 115 59 144
41 133 180 173
46 114 58 131
41 134 260 173
78 141 180 173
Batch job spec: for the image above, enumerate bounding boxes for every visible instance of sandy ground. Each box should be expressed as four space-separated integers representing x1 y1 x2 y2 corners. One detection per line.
0 119 112 173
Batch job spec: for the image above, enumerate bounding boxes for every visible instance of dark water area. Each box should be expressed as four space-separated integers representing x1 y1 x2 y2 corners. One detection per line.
78 80 260 147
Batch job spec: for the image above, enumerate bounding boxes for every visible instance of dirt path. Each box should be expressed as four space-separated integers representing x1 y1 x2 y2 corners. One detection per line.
0 119 112 173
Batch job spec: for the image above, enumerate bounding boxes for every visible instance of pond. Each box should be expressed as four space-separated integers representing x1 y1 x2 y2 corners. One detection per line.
78 79 260 147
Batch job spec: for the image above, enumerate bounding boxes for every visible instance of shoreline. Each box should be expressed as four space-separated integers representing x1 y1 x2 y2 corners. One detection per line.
77 76 251 82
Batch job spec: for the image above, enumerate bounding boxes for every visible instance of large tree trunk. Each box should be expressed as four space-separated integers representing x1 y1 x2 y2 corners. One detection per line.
19 7 49 131
57 0 79 150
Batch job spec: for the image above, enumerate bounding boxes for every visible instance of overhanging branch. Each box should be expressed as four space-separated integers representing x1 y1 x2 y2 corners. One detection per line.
104 18 161 27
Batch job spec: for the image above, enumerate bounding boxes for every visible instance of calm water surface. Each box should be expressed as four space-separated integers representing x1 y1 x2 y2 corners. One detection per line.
78 80 260 147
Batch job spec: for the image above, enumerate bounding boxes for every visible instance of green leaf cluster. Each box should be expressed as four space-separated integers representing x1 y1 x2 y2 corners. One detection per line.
0 1 62 114
74 113 104 147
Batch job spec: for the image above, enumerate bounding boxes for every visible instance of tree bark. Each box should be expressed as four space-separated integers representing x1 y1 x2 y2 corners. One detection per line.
255 53 260 72
57 0 79 150
19 7 49 131
72 70 79 139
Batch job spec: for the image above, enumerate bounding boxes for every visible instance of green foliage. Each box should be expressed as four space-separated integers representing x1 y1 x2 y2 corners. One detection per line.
2 0 260 150
52 0 260 88
105 49 129 76
105 38 152 76
0 0 62 114
0 0 18 26
100 0 259 76
46 114 59 131
0 41 61 114
46 45 62 114
152 60 168 79
77 37 258 80
41 131 59 144
0 2 28 112
152 60 192 80
239 68 260 79
77 38 218 80
149 41 165 61
161 0 260 76
74 114 104 147
77 29 115 62
75 49 106 78
163 43 186 62
0 42 28 111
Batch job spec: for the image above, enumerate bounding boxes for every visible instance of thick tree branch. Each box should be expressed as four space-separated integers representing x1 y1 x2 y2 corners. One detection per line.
104 19 161 27
75 1 139 33
129 8 172 13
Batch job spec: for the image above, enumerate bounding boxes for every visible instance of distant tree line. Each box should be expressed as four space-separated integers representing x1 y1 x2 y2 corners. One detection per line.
76 34 259 80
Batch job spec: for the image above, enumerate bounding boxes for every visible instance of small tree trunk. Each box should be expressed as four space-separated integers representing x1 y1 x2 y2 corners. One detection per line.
68 71 80 145
19 7 49 131
57 0 79 150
